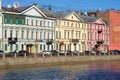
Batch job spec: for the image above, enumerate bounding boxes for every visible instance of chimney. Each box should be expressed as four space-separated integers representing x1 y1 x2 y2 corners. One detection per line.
33 3 38 8
0 0 2 11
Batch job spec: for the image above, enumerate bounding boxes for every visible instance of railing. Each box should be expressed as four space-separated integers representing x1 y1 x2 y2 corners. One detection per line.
0 51 119 60
70 39 79 42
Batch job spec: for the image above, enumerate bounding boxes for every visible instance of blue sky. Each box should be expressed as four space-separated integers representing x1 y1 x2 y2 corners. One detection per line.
2 0 120 11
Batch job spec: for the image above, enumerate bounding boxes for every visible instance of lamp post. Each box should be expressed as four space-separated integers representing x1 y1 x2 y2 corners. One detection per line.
34 39 38 58
2 11 4 51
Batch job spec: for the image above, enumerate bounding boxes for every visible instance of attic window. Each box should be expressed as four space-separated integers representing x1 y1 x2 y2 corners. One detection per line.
71 16 73 19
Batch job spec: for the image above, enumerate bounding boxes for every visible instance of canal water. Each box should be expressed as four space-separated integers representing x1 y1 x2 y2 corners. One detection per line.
0 61 120 80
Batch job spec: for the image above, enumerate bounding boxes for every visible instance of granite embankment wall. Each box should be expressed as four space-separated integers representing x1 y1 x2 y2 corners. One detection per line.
0 55 120 68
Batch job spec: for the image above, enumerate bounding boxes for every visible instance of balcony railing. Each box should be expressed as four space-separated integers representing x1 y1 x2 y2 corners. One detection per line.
46 39 53 45
98 29 103 34
70 39 79 42
97 40 104 44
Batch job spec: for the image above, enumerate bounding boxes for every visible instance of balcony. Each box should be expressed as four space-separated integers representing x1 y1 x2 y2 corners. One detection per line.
70 39 79 42
98 29 103 34
97 40 104 44
46 39 53 45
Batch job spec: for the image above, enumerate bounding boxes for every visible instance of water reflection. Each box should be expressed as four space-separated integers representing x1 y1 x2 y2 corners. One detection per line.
0 61 120 80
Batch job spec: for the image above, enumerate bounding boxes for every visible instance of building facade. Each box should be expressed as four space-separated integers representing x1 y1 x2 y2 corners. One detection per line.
80 16 109 51
0 3 56 53
50 11 87 52
96 9 120 50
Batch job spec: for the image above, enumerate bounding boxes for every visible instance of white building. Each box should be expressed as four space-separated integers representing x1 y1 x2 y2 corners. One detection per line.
0 2 56 53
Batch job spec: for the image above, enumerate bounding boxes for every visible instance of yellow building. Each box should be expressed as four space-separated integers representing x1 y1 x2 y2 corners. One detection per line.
53 11 87 52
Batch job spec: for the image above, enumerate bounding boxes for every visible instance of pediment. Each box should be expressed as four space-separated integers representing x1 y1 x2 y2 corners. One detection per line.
22 6 45 17
94 19 105 25
65 13 83 22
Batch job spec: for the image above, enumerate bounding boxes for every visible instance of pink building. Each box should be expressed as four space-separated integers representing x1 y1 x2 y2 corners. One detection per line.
80 16 109 51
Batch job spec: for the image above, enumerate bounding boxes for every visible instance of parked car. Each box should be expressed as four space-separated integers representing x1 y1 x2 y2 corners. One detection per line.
109 50 120 54
59 50 67 55
84 50 90 55
18 50 30 56
73 51 80 55
66 50 72 55
6 51 16 57
100 50 107 54
0 50 5 56
42 50 51 55
50 50 58 55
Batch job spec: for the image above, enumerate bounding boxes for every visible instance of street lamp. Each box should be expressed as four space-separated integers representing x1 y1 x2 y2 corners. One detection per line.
34 39 38 58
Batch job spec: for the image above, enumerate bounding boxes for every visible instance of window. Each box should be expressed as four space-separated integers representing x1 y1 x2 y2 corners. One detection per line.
22 19 24 24
40 32 42 39
48 21 49 27
16 30 18 38
79 24 80 28
27 31 29 39
71 23 73 27
51 33 53 39
40 21 42 27
64 30 66 39
16 44 18 50
67 22 69 27
44 21 46 27
10 45 12 51
36 20 38 26
5 30 7 39
76 23 77 28
48 32 49 39
64 21 66 26
21 31 24 39
4 17 7 23
44 45 45 50
76 31 77 39
27 19 29 25
16 18 18 24
68 31 69 39
10 17 12 24
71 30 73 39
5 44 7 50
31 20 33 26
82 24 84 28
40 44 42 50
79 44 81 51
56 31 58 39
44 32 46 39
88 32 90 40
79 31 81 39
10 30 13 37
59 31 61 39
64 44 66 50
82 33 84 39
31 31 33 39
51 22 53 27
36 32 38 39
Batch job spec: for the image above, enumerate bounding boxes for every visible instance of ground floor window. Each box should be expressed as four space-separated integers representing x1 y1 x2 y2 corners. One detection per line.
10 45 12 51
64 44 66 50
5 44 7 50
40 44 42 50
52 45 53 50
16 44 18 50
44 45 45 50
79 44 81 51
